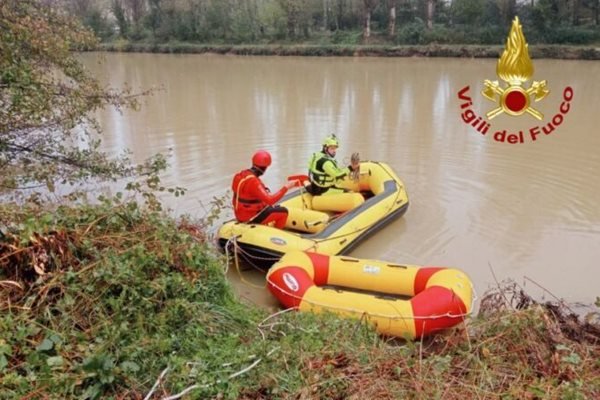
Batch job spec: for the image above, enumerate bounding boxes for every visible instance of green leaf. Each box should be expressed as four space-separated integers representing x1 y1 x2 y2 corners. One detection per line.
527 385 546 397
47 356 64 367
0 342 12 356
562 352 581 365
36 338 54 352
120 361 140 373
0 354 8 371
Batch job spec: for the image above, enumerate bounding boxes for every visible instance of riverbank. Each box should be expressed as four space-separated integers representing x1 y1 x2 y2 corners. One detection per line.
98 41 600 60
1 201 599 398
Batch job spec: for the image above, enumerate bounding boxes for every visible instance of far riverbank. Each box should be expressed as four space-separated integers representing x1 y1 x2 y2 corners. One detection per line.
98 41 600 59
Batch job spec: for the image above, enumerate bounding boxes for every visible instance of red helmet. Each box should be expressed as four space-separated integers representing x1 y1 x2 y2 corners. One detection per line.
252 150 272 168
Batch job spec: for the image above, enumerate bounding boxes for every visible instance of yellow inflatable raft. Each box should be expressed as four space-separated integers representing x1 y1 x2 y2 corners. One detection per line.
267 251 473 339
218 161 409 268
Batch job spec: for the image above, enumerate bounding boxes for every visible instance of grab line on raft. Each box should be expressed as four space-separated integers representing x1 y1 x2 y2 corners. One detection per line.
266 278 478 321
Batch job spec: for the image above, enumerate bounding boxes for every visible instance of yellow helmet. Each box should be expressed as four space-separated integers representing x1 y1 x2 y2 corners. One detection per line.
322 134 339 147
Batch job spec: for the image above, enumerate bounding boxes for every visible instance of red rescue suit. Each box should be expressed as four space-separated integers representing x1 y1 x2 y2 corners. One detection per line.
232 168 289 228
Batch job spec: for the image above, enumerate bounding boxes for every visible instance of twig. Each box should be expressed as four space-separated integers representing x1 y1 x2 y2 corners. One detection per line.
0 280 24 290
161 384 201 400
144 367 169 400
488 262 511 308
523 275 577 315
227 357 262 379
161 352 273 400
257 308 295 337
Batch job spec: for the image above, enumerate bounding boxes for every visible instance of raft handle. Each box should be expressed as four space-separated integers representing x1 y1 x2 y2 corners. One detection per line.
387 264 408 269
304 220 323 229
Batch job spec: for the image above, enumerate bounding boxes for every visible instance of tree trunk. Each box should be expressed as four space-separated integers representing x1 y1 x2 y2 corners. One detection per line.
572 0 580 25
388 5 396 37
363 0 377 39
323 0 328 31
426 0 434 29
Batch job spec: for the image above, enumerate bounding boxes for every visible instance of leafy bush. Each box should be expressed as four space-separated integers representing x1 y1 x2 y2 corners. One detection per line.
546 26 600 44
330 29 363 45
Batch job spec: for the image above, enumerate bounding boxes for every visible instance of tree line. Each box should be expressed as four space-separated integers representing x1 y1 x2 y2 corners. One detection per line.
56 0 600 45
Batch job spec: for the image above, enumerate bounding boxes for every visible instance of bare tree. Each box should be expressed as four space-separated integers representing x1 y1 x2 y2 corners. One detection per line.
362 0 378 38
125 0 145 25
277 0 299 38
572 0 580 25
426 0 434 29
497 0 516 27
63 0 92 17
323 0 330 30
388 0 396 37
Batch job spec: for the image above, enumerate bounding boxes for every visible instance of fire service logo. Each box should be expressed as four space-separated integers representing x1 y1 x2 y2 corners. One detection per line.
457 17 573 143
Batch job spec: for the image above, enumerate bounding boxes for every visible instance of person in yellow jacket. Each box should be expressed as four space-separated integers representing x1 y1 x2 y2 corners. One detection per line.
307 134 360 196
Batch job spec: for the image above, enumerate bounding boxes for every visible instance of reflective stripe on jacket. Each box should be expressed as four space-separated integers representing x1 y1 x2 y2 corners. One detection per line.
231 168 288 222
308 151 350 188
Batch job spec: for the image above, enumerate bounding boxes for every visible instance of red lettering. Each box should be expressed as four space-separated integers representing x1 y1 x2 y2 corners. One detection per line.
458 86 471 102
560 101 570 114
552 114 563 126
494 130 507 142
563 86 574 101
542 122 555 135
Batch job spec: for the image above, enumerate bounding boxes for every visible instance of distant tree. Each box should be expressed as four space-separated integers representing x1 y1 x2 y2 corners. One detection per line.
146 0 162 37
63 0 112 40
496 0 516 26
0 0 170 200
362 0 379 38
451 0 484 25
111 0 129 37
125 0 146 26
277 0 297 38
387 0 397 36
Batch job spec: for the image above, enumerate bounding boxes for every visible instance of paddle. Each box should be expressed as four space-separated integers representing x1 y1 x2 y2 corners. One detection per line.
287 174 309 187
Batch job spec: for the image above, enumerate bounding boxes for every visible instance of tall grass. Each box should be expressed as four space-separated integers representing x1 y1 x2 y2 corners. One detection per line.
1 200 599 398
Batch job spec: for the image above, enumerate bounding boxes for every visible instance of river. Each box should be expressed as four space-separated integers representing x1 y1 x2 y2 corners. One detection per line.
80 52 600 312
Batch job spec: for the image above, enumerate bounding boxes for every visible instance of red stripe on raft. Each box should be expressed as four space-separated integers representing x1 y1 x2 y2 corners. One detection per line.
411 286 468 338
414 267 444 294
267 266 315 309
305 252 330 286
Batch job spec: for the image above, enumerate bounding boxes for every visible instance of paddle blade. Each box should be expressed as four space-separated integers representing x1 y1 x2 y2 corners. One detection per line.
288 174 309 187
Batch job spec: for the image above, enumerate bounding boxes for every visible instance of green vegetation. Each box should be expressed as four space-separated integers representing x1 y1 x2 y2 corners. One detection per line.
1 2 600 398
0 199 372 398
98 41 600 59
1 201 599 398
63 0 600 48
0 0 183 203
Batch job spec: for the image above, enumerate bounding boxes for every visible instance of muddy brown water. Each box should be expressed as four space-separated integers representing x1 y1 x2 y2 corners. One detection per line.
80 52 600 312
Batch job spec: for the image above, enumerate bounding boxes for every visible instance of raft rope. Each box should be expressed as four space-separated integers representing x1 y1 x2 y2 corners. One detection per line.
266 273 478 322
225 236 268 289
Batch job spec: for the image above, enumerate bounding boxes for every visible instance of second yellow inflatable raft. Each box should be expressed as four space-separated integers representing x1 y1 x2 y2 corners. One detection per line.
267 251 473 339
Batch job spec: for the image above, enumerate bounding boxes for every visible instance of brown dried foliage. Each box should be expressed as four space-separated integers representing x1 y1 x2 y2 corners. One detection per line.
242 282 600 399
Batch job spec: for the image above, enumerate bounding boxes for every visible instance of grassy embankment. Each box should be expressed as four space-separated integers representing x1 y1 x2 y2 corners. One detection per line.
98 39 600 60
1 200 600 399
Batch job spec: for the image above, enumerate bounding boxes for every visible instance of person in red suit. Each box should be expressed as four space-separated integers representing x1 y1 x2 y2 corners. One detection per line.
231 150 295 229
